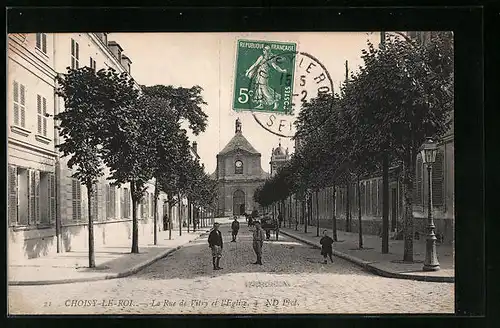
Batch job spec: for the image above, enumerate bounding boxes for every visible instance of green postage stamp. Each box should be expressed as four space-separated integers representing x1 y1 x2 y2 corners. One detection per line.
233 40 297 114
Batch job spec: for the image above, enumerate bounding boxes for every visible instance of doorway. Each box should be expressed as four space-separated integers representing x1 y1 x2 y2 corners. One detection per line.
233 190 245 216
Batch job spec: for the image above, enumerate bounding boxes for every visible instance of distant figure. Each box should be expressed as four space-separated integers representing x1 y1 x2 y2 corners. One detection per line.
278 211 283 228
319 230 334 264
252 221 265 265
208 222 224 270
231 216 240 242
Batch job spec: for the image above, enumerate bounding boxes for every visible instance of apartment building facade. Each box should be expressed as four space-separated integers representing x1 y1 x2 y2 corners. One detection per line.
8 33 194 261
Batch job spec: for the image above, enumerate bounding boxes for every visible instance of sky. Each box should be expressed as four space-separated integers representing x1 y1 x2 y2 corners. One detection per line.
109 32 381 175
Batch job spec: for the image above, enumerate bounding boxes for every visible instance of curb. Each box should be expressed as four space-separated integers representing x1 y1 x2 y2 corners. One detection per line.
280 230 454 283
9 231 209 286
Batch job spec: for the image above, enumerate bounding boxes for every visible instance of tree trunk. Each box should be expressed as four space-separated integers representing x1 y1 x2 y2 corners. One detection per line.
289 196 292 228
295 195 298 230
303 196 307 233
87 181 95 268
178 193 182 236
187 198 191 233
345 182 351 232
357 175 363 249
402 156 416 262
130 180 139 254
316 190 320 237
332 183 338 241
168 202 172 240
153 179 159 245
382 153 390 253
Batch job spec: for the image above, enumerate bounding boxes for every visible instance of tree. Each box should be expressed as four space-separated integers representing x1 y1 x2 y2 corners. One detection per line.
99 92 156 254
55 67 138 266
142 84 208 238
351 33 453 261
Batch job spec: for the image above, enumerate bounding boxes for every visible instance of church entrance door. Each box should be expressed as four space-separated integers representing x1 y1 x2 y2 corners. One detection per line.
233 190 245 215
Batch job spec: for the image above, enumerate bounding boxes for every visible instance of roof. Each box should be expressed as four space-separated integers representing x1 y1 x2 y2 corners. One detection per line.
218 132 260 156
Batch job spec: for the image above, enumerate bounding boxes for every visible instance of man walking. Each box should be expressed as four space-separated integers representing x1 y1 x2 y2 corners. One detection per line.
252 221 265 265
231 216 240 242
208 222 224 270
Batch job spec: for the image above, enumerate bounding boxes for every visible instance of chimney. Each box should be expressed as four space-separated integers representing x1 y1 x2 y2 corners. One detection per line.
107 41 123 61
192 141 198 154
120 55 132 74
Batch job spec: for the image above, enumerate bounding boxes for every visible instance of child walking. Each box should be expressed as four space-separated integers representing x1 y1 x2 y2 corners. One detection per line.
319 230 334 264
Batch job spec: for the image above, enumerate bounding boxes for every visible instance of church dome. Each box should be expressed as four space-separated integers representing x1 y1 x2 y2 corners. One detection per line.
273 146 285 156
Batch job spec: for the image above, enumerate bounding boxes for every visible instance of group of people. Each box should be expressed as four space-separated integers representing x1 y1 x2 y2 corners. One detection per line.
207 216 266 270
207 216 336 270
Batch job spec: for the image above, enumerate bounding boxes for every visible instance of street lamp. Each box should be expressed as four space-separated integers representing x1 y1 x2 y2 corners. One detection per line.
419 137 440 271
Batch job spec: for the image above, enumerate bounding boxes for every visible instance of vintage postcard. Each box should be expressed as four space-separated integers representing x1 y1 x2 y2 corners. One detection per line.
7 31 455 315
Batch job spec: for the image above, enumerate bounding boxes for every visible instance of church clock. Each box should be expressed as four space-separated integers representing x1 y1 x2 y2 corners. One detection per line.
235 160 243 174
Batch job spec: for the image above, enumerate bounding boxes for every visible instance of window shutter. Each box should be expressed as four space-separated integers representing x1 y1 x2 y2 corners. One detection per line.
13 81 19 125
72 179 77 220
49 173 56 222
150 193 154 217
77 181 81 220
35 171 41 224
416 157 423 206
36 33 41 49
106 184 110 220
432 150 445 207
365 181 371 216
110 186 116 219
8 166 18 226
37 95 42 134
121 188 125 218
90 184 98 222
42 97 47 136
28 170 35 225
20 84 26 127
360 182 365 216
42 33 47 53
72 179 81 221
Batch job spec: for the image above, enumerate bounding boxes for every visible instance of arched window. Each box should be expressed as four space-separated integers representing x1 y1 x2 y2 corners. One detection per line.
235 160 243 174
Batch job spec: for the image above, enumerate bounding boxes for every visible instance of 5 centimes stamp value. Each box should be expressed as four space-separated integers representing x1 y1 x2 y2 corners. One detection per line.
233 39 297 115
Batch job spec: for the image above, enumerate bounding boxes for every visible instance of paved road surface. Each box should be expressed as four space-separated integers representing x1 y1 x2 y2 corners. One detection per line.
9 223 454 314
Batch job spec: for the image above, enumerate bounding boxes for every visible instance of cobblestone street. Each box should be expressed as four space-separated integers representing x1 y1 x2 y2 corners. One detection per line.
9 224 454 315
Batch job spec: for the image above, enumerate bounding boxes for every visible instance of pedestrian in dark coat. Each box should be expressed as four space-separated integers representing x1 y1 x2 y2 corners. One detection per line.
319 230 334 264
231 216 240 242
208 222 224 270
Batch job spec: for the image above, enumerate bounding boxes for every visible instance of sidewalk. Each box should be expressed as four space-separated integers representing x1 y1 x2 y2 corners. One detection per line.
280 225 454 283
8 228 210 286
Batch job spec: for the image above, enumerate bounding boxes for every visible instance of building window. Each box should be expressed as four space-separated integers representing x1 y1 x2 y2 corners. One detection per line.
150 193 155 217
90 184 99 221
359 181 366 215
71 39 79 69
122 187 130 219
90 57 96 70
13 81 26 128
36 95 48 136
39 172 56 224
377 179 383 217
106 184 116 220
36 33 47 54
432 150 445 208
235 160 243 174
415 156 423 206
72 178 82 221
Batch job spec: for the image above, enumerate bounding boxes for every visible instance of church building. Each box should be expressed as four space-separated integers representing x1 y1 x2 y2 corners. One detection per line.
212 119 269 217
